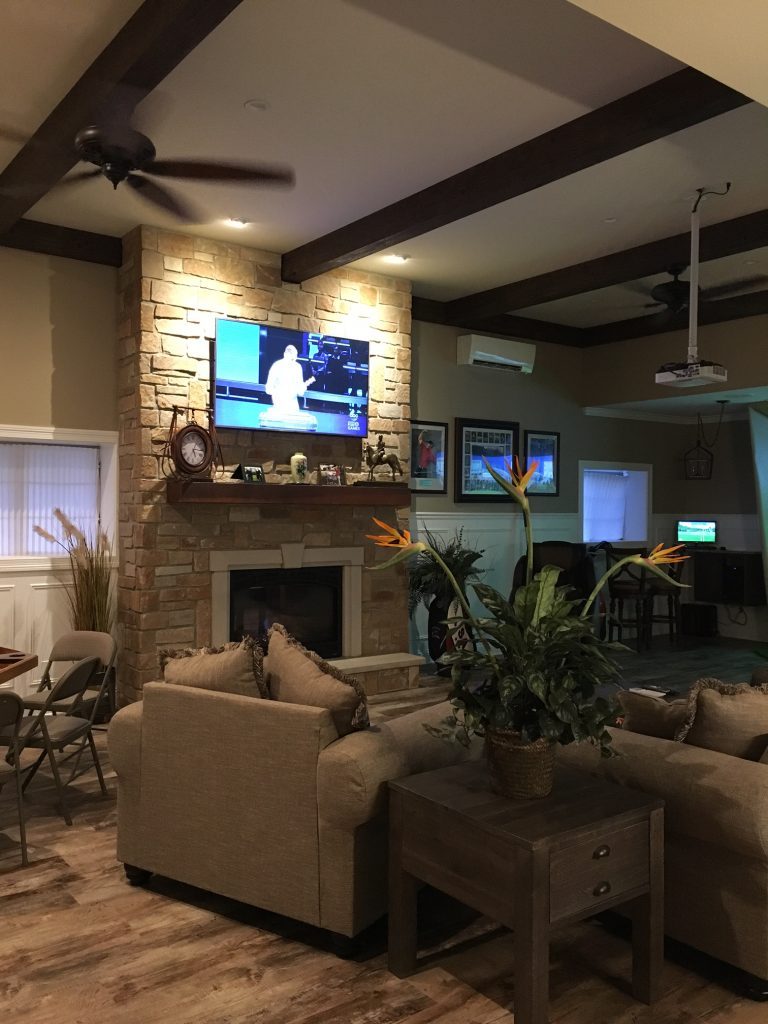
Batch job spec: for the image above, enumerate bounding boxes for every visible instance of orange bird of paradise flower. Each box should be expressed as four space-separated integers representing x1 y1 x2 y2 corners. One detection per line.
645 542 688 566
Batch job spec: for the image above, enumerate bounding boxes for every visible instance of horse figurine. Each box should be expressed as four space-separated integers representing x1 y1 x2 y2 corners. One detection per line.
363 437 403 482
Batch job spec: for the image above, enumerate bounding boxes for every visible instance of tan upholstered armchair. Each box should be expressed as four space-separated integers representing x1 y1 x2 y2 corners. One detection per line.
108 680 478 938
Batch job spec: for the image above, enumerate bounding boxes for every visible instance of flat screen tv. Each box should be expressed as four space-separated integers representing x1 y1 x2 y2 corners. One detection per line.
213 319 369 437
676 519 717 545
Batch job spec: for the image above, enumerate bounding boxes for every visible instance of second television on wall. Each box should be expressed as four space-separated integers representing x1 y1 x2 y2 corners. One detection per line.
213 318 369 438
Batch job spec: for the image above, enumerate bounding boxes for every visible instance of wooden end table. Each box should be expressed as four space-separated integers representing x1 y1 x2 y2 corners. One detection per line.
0 647 38 687
388 761 664 1024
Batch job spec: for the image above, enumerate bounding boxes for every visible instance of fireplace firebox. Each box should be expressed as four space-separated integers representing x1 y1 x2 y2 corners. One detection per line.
229 566 343 659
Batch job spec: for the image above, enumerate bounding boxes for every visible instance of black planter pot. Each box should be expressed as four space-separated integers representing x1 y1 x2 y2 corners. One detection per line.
427 598 452 675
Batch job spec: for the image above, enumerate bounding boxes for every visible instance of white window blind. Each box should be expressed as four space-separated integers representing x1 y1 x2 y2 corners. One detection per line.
583 470 627 543
0 443 100 557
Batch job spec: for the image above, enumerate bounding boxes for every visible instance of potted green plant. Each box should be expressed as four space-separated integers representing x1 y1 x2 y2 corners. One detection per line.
34 509 114 633
407 528 484 671
368 458 686 799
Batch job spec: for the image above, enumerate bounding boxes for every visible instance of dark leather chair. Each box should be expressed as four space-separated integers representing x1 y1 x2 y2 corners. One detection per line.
510 541 596 607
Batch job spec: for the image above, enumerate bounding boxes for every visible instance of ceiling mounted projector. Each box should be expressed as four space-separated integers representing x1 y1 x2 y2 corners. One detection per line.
655 186 728 389
655 361 728 388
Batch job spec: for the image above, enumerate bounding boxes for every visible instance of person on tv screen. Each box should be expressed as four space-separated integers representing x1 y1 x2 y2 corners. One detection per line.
264 344 315 415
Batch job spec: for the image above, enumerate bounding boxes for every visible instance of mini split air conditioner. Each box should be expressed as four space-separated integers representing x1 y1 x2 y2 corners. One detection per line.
457 334 536 373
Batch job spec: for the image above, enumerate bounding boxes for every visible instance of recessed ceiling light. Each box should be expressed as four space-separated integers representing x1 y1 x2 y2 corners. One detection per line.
244 98 270 112
384 254 410 264
223 218 249 229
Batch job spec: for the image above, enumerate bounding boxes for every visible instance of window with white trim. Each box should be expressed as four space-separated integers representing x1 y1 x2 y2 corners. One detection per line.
581 466 649 544
0 442 101 557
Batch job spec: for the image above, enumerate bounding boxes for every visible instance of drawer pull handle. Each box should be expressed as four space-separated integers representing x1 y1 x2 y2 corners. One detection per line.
593 845 611 859
593 881 612 898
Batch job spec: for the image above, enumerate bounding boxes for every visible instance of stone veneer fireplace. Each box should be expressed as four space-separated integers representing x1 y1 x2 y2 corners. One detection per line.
116 226 412 703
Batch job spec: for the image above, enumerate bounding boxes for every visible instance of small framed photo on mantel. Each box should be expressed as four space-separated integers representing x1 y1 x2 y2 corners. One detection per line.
318 463 344 486
454 418 519 503
409 420 448 494
524 430 560 496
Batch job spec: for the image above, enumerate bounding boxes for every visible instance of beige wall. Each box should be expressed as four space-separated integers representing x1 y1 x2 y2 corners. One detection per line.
0 247 118 430
581 315 768 407
412 320 756 515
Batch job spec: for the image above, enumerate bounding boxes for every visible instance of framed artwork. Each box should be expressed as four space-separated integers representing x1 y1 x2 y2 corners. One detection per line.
524 430 560 496
318 463 343 486
233 463 265 483
454 418 519 503
409 420 448 494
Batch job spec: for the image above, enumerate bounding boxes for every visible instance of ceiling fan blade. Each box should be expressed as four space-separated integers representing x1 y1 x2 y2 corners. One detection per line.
0 168 101 198
145 159 294 186
126 173 200 222
58 169 103 187
625 283 655 299
700 275 768 301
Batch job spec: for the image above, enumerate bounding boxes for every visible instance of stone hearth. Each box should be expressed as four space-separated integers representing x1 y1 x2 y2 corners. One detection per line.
117 226 412 703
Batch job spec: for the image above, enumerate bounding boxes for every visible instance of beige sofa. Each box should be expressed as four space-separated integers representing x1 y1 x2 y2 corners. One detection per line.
559 727 768 985
108 681 476 938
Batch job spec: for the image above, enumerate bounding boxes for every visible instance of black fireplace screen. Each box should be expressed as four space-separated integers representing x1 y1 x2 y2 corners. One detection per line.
229 566 343 659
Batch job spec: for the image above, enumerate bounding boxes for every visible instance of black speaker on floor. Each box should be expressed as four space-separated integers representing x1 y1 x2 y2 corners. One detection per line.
693 551 767 606
680 603 718 637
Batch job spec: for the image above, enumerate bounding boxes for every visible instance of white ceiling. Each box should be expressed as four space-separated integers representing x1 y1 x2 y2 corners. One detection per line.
566 0 768 106
587 385 768 422
1 0 766 331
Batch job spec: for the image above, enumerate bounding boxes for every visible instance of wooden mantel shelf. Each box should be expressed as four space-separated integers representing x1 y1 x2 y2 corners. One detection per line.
166 479 412 507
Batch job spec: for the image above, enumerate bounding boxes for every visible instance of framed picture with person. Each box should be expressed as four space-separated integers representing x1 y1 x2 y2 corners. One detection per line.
409 420 448 493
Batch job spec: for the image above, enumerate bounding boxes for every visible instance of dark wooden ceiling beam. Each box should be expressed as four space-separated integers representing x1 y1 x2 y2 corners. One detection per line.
446 208 768 321
0 0 245 234
412 296 586 346
0 219 122 266
584 289 768 345
282 68 749 283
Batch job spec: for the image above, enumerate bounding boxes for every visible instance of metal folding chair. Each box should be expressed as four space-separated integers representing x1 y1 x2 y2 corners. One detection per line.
0 692 31 866
28 631 118 721
9 656 107 826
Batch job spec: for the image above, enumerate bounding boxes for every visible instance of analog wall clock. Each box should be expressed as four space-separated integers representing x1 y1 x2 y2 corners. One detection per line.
170 422 214 476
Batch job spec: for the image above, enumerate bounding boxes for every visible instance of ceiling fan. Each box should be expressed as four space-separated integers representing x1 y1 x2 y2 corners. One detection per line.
626 261 768 316
0 95 295 222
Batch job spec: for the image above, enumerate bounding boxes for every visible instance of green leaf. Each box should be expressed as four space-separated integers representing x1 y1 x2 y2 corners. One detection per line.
532 566 561 624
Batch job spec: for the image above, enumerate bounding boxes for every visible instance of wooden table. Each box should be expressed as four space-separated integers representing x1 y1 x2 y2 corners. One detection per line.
388 761 664 1024
0 646 38 686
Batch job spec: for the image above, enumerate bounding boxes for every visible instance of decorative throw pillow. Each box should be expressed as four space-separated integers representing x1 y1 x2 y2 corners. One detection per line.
159 635 267 698
617 690 688 740
676 677 768 760
266 623 369 735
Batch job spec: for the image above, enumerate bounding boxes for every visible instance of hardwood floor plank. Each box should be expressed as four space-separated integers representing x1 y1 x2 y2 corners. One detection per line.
0 713 761 1024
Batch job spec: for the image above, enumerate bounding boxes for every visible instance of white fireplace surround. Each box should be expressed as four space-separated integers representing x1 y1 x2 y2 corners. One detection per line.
210 544 363 656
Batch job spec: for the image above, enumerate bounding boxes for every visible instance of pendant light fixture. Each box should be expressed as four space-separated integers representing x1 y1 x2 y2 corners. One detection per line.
684 400 728 480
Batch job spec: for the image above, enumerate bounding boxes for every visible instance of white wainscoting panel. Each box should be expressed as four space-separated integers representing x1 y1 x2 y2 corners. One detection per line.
408 511 580 660
0 566 73 694
406 510 766 655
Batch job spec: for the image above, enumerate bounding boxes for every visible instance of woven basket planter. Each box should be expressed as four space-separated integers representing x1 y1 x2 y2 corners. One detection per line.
486 728 556 800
